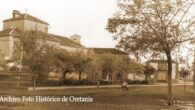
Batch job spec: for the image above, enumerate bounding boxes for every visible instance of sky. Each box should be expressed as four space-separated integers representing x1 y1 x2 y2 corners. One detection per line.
0 0 118 48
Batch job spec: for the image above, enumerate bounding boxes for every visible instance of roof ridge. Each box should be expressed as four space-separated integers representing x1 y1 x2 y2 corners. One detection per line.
0 30 85 48
90 48 128 55
3 11 49 25
47 33 85 48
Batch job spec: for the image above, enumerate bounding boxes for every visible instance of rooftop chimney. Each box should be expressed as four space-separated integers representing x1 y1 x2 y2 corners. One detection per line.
12 10 21 19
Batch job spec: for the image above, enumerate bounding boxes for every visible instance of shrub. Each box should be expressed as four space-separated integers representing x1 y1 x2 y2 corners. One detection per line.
126 80 148 85
35 80 61 87
81 79 96 85
99 80 110 85
63 79 81 85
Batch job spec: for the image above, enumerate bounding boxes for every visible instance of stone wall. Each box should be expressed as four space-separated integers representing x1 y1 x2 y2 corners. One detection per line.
4 20 48 32
3 20 24 31
24 20 48 32
0 36 11 58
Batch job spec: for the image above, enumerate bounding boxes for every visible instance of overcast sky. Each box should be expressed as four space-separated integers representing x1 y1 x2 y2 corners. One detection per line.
0 0 118 48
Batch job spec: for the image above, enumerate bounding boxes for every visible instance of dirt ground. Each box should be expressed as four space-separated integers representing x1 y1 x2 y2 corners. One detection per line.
0 85 195 110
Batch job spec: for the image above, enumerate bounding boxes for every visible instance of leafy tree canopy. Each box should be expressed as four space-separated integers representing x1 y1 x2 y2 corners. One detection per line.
107 0 195 56
106 0 195 106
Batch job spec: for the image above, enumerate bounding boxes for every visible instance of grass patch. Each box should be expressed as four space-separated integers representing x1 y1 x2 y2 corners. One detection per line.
3 85 195 110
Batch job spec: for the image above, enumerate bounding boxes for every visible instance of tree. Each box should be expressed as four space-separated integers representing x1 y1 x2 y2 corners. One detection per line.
117 58 131 82
20 30 49 80
179 68 190 90
99 53 123 84
128 60 144 81
19 30 94 85
143 66 155 84
71 52 90 81
83 54 102 82
107 0 195 106
52 49 75 85
19 30 72 82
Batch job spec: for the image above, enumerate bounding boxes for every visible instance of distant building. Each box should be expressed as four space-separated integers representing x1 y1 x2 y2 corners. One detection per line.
146 59 179 82
3 10 49 32
89 48 129 82
0 10 86 61
89 48 129 58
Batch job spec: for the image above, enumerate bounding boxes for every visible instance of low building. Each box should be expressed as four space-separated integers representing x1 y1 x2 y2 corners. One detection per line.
89 48 129 82
89 48 129 58
146 59 179 82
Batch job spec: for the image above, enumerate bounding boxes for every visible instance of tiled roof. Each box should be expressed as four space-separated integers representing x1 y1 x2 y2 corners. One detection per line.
0 29 84 48
3 14 49 25
47 34 85 48
89 48 128 55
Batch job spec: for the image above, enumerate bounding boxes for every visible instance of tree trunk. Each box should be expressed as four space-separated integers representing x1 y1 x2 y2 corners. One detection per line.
61 72 65 86
61 70 67 86
79 72 82 81
120 73 123 84
193 49 195 90
184 76 186 91
166 51 173 106
110 74 113 84
133 73 136 81
145 75 148 82
193 69 195 90
193 75 195 90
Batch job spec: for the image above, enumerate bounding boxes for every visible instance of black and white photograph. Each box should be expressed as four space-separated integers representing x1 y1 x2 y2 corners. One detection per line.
0 0 195 110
